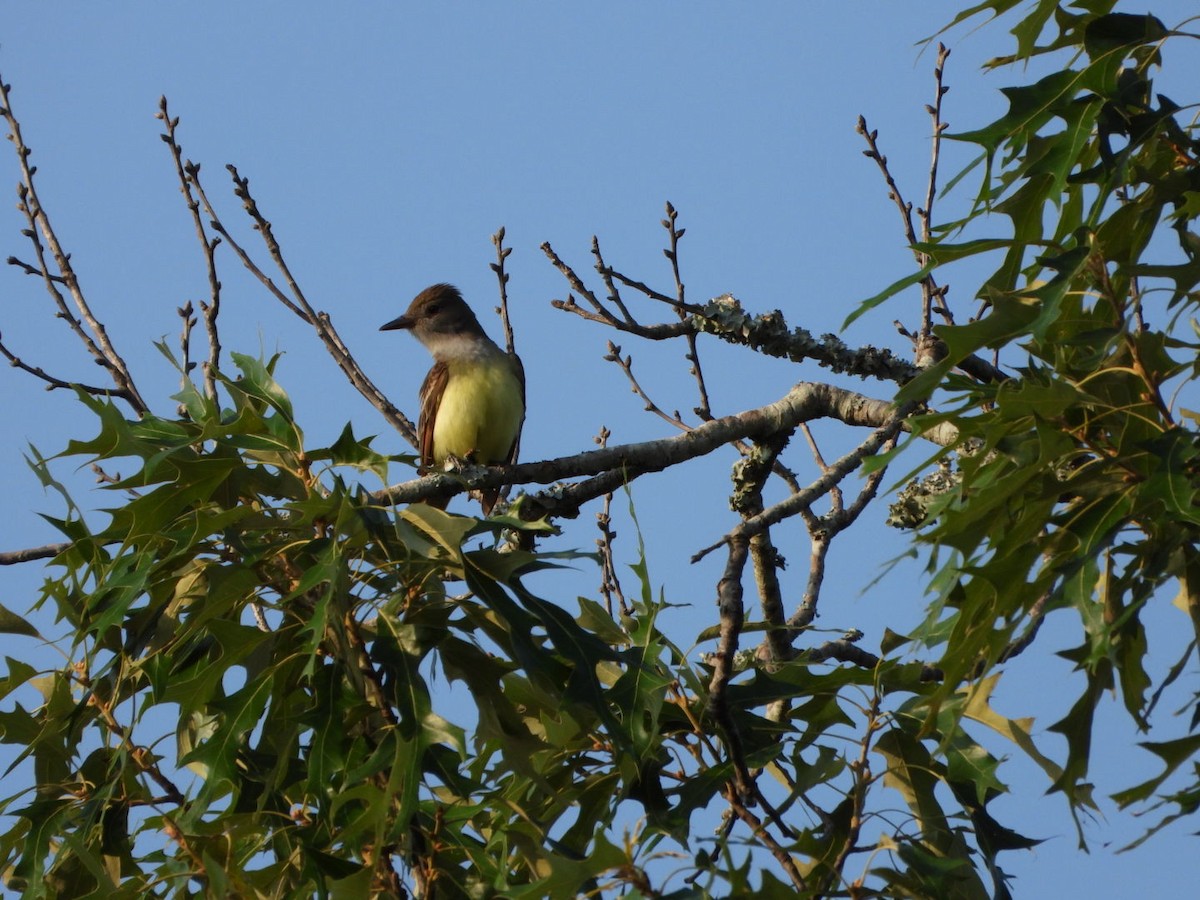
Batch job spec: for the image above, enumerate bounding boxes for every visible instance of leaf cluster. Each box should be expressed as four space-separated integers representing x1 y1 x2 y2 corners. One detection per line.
894 5 1200 847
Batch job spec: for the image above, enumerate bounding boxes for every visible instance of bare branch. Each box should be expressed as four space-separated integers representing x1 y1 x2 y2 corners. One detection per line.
591 236 636 325
822 691 883 897
0 333 131 400
604 334 803 495
735 437 792 667
693 405 917 562
490 226 517 356
723 789 809 891
708 534 753 801
176 301 196 406
662 203 712 421
605 340 692 430
0 75 148 415
369 381 954 515
592 425 629 617
541 240 619 324
170 141 417 445
916 43 953 337
0 542 71 566
158 96 222 402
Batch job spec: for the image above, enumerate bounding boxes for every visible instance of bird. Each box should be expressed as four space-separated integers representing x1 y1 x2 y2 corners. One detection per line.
381 283 525 515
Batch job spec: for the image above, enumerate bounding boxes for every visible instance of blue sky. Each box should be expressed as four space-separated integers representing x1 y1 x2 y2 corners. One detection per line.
2 3 1198 896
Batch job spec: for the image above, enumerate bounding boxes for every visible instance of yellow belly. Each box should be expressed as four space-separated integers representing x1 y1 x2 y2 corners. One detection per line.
432 356 524 464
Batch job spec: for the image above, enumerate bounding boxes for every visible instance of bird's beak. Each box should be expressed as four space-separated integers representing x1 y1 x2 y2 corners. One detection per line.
380 314 415 332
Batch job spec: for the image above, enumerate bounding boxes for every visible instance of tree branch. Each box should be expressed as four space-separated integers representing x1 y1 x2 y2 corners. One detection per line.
169 134 417 446
372 383 957 515
158 96 222 402
0 75 148 415
0 542 70 566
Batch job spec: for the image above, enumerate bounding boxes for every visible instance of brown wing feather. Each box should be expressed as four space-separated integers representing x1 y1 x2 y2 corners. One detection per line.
417 361 448 471
505 351 527 466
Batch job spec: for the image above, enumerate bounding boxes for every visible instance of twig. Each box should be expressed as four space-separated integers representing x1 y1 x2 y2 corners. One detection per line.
917 44 952 336
0 334 127 399
7 255 65 282
0 75 148 414
173 141 417 445
592 426 629 617
605 340 692 431
549 269 925 385
856 116 921 262
820 691 884 898
787 429 900 640
693 408 912 563
541 240 619 324
857 44 956 370
800 422 843 512
344 609 400 729
177 301 196 405
970 590 1049 678
662 202 712 420
591 236 636 325
491 226 517 356
606 329 806 500
724 788 808 891
804 639 943 682
787 534 831 635
857 114 945 340
158 97 222 402
71 666 186 806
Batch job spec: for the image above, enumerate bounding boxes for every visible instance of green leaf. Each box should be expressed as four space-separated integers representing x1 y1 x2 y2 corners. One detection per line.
0 605 39 638
1111 733 1200 807
961 675 1062 782
843 261 936 330
1082 13 1168 59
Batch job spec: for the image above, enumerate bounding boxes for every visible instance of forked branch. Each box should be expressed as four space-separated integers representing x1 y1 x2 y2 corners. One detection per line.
1 75 148 415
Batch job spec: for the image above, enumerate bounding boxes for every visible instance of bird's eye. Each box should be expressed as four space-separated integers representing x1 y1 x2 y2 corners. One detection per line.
427 303 441 315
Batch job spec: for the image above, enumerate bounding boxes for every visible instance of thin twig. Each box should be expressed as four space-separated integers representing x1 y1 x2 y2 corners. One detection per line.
605 340 692 431
604 335 801 493
175 149 416 444
491 226 517 356
71 666 186 805
177 301 196 405
541 240 616 323
663 202 713 420
0 335 126 399
693 409 912 563
0 75 148 414
821 691 883 898
724 789 808 891
917 43 952 336
158 97 223 402
592 426 630 617
591 236 636 324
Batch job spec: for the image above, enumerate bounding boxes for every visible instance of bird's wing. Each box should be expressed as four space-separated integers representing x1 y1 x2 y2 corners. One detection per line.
506 351 526 466
417 360 448 470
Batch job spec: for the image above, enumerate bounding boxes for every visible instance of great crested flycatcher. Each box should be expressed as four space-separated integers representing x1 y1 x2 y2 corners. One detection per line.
380 283 525 514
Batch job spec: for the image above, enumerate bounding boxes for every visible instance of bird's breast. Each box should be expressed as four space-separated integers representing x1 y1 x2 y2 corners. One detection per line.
432 355 524 464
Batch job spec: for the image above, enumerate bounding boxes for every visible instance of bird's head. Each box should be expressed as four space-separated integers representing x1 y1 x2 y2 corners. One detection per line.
380 283 486 355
